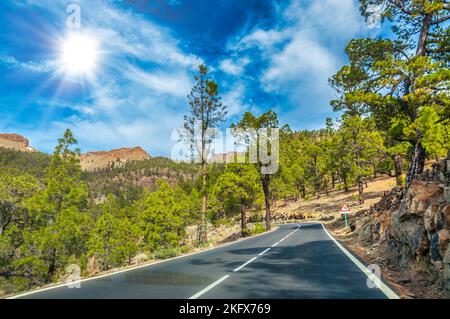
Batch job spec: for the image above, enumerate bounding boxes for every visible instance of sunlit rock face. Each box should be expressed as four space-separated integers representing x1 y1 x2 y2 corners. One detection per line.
351 152 450 292
0 133 35 152
79 146 151 172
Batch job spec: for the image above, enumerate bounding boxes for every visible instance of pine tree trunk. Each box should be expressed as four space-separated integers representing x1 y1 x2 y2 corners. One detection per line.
392 154 404 186
199 170 207 243
416 14 432 57
47 248 57 283
198 125 207 243
406 140 426 187
357 174 364 204
342 172 349 192
262 176 271 231
241 203 247 236
403 14 431 188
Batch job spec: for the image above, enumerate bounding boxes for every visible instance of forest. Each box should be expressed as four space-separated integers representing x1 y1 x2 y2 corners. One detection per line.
0 0 449 295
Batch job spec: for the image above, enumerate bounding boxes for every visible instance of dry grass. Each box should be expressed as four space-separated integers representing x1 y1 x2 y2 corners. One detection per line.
273 176 396 219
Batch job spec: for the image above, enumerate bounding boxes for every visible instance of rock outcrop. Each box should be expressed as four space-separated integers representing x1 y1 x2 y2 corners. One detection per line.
351 152 450 293
0 134 35 152
80 147 151 172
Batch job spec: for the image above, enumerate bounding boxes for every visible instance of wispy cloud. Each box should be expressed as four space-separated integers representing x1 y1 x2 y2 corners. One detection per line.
0 54 56 73
223 0 374 127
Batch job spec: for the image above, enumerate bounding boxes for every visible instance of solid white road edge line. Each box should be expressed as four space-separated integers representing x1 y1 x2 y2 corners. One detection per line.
320 223 400 299
8 224 282 299
233 257 258 272
189 275 230 299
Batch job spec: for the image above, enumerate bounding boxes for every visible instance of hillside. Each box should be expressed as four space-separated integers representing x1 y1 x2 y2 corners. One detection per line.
80 146 151 171
0 134 35 152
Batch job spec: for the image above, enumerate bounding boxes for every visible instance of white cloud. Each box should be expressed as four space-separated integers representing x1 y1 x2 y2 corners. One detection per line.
219 56 250 75
124 65 192 98
222 83 250 116
228 0 369 118
0 54 56 73
5 0 205 155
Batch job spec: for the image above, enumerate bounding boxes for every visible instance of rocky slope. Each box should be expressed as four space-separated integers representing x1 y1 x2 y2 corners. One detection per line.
334 152 450 298
0 134 35 152
80 147 151 172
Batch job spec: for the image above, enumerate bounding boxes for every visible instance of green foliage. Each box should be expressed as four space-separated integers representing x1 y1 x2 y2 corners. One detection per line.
250 223 266 235
212 164 261 217
0 147 50 178
134 180 190 250
332 0 450 184
87 195 139 269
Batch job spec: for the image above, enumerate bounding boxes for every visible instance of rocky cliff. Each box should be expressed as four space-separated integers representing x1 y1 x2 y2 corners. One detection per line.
0 134 35 152
350 152 450 295
80 147 151 172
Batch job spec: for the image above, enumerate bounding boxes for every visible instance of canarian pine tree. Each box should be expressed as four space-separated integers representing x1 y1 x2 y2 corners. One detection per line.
183 65 227 244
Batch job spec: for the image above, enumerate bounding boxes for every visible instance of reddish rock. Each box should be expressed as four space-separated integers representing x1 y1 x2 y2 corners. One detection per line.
443 205 450 227
410 180 443 201
80 146 151 172
0 133 35 152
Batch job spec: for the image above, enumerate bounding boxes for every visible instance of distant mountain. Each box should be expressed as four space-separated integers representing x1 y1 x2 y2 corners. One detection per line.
0 134 36 152
80 146 151 172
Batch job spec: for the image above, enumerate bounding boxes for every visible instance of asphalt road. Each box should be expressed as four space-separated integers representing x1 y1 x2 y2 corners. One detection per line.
14 223 396 299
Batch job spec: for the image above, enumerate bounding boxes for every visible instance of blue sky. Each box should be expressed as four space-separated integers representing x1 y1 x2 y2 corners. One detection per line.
0 0 384 156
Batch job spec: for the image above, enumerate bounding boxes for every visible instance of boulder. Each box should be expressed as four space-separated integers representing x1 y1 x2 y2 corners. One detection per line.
443 244 450 291
444 187 450 203
424 204 439 231
443 205 450 226
439 229 450 257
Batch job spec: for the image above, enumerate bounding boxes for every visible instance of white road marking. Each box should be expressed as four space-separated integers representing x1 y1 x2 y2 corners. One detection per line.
258 248 271 256
320 223 400 299
271 242 279 247
233 257 258 272
189 275 230 299
8 225 281 299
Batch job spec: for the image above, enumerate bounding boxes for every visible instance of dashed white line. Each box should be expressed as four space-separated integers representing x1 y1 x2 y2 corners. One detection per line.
190 224 302 299
189 275 230 299
233 256 258 272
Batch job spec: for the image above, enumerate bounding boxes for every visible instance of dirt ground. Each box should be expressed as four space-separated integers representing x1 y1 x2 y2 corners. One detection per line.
273 176 396 219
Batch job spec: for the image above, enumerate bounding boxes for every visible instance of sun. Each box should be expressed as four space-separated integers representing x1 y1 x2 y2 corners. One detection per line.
60 33 99 76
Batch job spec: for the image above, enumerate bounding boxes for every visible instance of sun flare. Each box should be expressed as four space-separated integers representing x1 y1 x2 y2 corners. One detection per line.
60 33 99 76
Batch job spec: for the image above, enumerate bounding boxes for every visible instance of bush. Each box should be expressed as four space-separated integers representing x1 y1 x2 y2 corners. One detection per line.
251 223 266 235
152 247 183 259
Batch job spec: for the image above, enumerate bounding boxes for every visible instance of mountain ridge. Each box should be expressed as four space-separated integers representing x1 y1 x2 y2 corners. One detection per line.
0 133 151 171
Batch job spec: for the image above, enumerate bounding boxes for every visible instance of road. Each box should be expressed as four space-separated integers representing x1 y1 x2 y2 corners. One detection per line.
13 223 398 299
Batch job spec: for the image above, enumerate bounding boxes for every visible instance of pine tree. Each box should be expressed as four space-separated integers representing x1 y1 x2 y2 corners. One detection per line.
182 65 227 243
232 111 279 230
25 129 90 282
